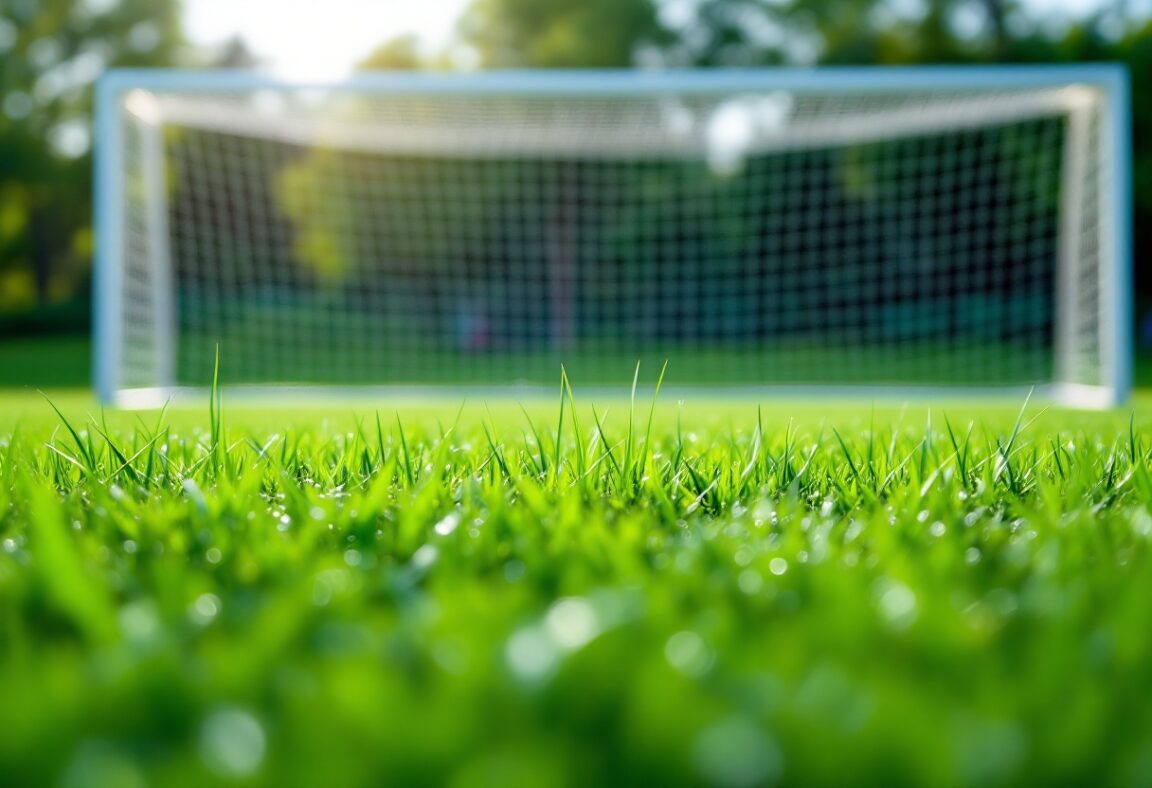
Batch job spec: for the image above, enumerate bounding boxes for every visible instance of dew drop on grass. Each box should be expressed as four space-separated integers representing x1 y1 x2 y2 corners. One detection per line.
665 631 713 677
503 559 526 582
505 625 558 682
876 580 918 630
768 557 788 576
546 598 599 650
205 547 222 564
190 593 221 624
693 716 783 788
738 570 763 595
1133 510 1152 537
119 600 159 645
434 512 461 537
182 478 207 510
198 707 266 778
985 588 1018 617
411 544 439 571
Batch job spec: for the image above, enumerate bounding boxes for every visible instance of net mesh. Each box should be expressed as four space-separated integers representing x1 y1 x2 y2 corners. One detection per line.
111 78 1113 393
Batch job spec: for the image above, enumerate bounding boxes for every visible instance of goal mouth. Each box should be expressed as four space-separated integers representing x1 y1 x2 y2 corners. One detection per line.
93 67 1132 408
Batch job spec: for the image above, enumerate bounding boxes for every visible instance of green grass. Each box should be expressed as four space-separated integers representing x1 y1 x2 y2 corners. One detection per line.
173 335 1055 386
0 335 90 387
2 373 1152 787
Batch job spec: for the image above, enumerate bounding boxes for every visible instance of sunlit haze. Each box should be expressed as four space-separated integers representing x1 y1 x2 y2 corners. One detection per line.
185 0 472 78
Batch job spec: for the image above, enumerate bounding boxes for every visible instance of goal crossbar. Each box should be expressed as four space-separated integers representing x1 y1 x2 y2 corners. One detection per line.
130 87 1089 159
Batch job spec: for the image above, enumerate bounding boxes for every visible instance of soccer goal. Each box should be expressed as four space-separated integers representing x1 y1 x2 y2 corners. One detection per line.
93 66 1131 407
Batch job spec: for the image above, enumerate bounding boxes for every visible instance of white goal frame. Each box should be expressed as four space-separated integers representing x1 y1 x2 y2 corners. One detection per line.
93 65 1132 408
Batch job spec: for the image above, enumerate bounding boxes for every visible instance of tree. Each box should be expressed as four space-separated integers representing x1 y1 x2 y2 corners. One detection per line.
458 0 670 68
357 35 425 71
211 36 262 70
0 0 182 311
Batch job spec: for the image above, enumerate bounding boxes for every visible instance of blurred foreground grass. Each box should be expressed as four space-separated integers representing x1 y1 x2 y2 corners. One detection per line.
0 370 1151 787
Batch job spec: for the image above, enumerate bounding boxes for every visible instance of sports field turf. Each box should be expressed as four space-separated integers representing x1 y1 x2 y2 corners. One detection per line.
2 372 1152 787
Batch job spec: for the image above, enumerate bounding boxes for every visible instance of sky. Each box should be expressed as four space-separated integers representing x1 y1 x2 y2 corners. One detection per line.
185 0 472 78
184 0 1142 79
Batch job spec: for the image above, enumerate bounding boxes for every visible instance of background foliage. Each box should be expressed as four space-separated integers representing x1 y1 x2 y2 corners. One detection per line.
0 0 181 321
0 0 1149 340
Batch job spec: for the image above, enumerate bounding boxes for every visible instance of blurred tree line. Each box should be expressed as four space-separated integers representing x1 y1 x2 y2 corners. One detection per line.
1 0 1149 328
0 0 181 329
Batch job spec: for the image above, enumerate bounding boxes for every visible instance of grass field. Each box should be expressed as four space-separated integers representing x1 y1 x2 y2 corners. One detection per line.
2 365 1152 786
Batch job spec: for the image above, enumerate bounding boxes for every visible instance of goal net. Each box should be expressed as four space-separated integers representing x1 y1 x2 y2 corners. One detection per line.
94 68 1130 406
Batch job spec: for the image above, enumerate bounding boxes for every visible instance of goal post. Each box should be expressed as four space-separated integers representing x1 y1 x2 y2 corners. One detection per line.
93 65 1132 407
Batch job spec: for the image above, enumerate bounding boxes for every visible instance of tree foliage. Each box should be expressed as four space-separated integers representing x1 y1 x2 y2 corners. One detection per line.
0 0 181 311
458 0 670 68
357 35 425 71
